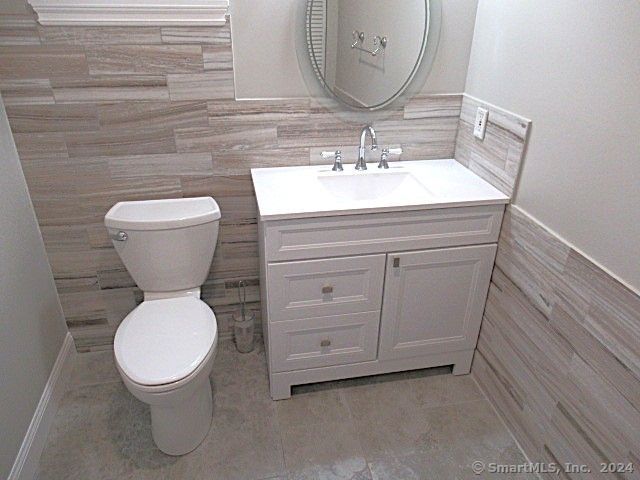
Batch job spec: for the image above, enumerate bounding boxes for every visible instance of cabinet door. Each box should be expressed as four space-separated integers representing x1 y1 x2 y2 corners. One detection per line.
379 244 497 361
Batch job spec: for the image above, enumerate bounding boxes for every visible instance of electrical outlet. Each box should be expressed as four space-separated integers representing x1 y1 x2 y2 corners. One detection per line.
474 107 489 140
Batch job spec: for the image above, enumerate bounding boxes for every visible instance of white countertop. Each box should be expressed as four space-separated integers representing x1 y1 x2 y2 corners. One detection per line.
251 159 510 221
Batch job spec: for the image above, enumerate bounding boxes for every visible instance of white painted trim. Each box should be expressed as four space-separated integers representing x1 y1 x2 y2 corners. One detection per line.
28 0 229 26
8 333 77 480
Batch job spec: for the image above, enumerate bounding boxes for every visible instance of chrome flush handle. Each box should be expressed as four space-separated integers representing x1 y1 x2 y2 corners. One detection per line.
110 231 128 242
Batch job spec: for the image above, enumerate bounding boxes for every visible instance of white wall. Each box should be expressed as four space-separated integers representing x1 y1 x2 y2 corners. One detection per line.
230 0 479 99
465 0 640 292
332 0 426 107
0 96 68 478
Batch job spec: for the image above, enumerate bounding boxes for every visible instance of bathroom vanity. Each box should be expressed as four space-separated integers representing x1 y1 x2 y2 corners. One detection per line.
252 159 509 399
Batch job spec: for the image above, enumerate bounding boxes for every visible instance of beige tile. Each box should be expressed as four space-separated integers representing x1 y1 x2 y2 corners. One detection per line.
175 122 277 152
70 350 120 388
0 45 88 78
212 147 309 175
403 94 462 120
203 44 234 71
86 45 203 75
281 418 364 471
160 26 228 44
168 71 235 101
38 25 162 45
66 128 176 158
52 75 170 103
107 152 213 178
207 98 311 122
0 15 40 46
6 104 99 133
98 101 208 130
0 78 54 105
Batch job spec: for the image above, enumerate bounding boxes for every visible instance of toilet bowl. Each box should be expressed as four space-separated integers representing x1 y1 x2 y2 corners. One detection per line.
104 197 221 455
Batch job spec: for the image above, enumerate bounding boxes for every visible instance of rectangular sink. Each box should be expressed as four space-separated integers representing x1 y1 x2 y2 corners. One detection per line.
251 159 510 221
317 168 432 202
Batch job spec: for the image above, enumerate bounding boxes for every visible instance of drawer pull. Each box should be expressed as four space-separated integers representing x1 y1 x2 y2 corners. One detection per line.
393 257 400 268
322 285 334 294
320 339 331 348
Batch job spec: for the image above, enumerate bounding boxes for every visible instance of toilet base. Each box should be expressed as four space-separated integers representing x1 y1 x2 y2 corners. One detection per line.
150 377 213 456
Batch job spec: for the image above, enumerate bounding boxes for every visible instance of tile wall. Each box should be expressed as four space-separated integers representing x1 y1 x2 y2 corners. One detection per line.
473 206 640 478
0 1 463 351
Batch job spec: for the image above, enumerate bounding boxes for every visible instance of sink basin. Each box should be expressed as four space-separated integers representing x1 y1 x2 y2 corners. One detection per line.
251 159 510 220
317 169 430 201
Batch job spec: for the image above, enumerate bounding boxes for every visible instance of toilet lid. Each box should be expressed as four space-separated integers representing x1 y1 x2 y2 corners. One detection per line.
114 297 217 386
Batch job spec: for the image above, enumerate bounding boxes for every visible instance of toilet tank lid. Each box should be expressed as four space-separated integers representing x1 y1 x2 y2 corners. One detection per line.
105 197 221 231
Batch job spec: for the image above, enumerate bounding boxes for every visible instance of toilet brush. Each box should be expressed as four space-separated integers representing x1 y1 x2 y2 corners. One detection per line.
233 280 255 353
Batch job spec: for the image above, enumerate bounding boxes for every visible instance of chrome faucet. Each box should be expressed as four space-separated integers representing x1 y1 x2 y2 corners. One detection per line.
355 125 378 170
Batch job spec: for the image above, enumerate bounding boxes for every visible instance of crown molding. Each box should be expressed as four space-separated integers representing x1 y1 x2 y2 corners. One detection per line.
28 0 229 26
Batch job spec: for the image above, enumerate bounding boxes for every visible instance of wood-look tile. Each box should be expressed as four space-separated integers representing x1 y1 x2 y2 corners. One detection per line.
160 26 228 44
549 305 640 413
212 147 309 175
403 94 462 120
495 207 571 317
474 204 640 480
455 96 530 196
0 78 55 105
202 45 233 71
560 249 640 378
86 45 203 75
0 0 30 15
6 104 99 133
460 96 529 140
51 75 169 103
79 175 183 224
373 116 459 147
276 119 360 148
98 101 208 130
180 174 255 198
167 71 235 101
175 122 277 152
0 15 40 46
66 127 177 158
11 131 68 161
38 26 162 45
107 152 213 178
0 45 88 78
207 99 311 122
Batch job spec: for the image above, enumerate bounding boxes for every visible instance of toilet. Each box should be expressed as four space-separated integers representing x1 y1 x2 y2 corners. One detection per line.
104 197 221 456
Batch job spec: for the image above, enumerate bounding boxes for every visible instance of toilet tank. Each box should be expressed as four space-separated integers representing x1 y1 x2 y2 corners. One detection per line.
104 197 221 294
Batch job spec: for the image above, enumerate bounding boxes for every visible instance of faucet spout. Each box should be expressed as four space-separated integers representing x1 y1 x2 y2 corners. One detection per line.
356 125 378 171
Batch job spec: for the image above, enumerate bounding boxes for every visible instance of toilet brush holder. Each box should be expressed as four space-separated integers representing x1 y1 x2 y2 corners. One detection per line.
233 280 255 353
233 310 255 353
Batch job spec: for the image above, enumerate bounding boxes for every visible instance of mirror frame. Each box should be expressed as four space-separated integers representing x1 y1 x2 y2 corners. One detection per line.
295 0 442 123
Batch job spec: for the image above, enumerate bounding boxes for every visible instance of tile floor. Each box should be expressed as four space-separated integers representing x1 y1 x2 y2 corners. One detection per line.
36 339 535 480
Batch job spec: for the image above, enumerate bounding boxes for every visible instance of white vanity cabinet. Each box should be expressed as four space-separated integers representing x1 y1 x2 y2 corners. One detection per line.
258 204 504 400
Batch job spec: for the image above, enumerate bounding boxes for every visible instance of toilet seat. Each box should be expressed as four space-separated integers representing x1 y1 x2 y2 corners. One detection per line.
115 297 217 387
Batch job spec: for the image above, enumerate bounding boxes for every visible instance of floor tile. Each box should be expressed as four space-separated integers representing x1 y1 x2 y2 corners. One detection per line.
37 339 533 480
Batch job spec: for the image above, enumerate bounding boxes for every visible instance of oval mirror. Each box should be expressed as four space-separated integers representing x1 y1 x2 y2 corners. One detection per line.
300 0 438 112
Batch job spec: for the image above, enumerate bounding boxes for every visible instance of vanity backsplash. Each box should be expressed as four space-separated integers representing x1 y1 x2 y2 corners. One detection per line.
0 2 529 351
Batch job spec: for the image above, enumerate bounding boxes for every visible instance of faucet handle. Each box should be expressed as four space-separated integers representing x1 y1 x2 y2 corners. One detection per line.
378 147 403 169
321 150 343 172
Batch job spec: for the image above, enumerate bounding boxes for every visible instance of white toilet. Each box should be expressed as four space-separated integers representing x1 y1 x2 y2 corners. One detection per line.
104 197 221 456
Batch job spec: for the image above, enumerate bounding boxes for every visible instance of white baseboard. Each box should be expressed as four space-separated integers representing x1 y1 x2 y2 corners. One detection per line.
8 333 77 480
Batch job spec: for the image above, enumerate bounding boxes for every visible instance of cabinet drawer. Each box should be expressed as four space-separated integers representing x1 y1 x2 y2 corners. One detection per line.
270 312 380 373
267 254 385 322
263 205 504 261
